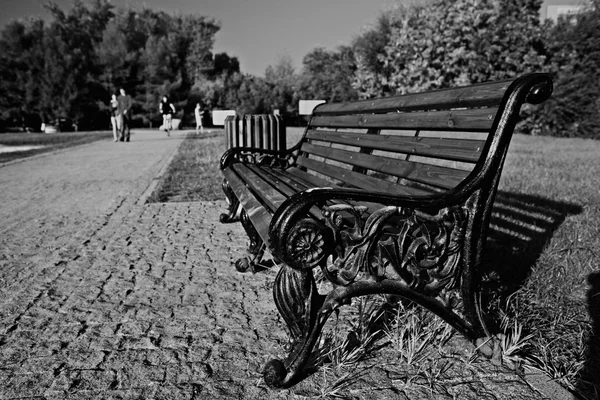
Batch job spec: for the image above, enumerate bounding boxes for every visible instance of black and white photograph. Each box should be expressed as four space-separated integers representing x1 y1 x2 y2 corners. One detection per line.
0 0 598 398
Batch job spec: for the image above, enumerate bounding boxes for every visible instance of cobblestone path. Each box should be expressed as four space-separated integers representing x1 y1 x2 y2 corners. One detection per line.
0 130 556 399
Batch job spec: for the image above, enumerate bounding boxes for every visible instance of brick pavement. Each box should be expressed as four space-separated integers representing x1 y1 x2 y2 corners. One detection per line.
0 130 559 399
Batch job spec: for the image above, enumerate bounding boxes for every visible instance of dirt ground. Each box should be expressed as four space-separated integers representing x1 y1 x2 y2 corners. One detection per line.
0 129 565 399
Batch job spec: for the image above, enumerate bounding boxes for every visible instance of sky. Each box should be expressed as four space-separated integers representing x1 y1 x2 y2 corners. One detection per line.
0 0 395 76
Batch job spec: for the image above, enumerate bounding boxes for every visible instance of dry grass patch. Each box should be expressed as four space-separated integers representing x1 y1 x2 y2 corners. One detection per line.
147 130 226 202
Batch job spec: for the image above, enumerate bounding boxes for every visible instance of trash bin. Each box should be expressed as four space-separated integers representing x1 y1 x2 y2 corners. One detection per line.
225 114 286 151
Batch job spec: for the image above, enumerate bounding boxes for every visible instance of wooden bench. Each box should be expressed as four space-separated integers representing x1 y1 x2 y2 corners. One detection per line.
219 73 553 388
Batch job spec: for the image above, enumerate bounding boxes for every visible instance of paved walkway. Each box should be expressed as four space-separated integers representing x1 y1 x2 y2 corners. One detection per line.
0 130 566 399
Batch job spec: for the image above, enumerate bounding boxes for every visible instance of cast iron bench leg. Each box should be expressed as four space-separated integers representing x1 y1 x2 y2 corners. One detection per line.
262 210 494 388
263 265 329 388
220 179 240 223
262 263 495 389
235 209 267 273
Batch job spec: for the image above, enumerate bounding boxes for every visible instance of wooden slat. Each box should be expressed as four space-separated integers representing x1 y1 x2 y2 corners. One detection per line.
314 80 511 115
296 157 434 197
310 108 497 131
283 168 399 216
278 168 439 228
228 165 425 239
285 167 341 189
245 165 325 221
246 165 304 196
352 128 379 174
266 168 404 224
301 143 469 190
305 130 485 163
237 165 369 228
277 168 390 211
222 168 272 244
230 164 288 212
261 167 351 218
266 167 325 191
270 167 362 207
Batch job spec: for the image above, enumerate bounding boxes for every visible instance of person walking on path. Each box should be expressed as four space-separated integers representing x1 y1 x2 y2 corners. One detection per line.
109 94 119 142
160 96 176 136
117 88 132 142
194 103 204 135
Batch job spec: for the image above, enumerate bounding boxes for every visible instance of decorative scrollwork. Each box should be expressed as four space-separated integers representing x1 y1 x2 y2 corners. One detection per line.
258 152 297 168
320 204 467 295
233 151 297 169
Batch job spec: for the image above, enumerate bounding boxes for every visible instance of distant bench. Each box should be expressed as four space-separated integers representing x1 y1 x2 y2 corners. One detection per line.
219 73 553 388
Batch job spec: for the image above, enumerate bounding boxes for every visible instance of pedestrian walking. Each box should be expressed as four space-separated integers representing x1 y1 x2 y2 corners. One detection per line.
160 96 176 136
195 103 204 135
117 88 132 142
110 94 119 142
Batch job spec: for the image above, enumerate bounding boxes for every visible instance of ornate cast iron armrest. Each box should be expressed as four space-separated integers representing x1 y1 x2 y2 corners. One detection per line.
268 187 471 269
220 145 300 170
264 187 480 389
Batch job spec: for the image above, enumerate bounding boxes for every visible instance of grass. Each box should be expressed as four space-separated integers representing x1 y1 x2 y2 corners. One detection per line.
491 134 600 398
147 128 303 203
150 127 600 398
385 300 454 366
146 130 226 202
0 131 113 164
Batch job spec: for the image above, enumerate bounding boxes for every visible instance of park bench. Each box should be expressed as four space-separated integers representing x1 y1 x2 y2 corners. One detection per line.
219 73 553 388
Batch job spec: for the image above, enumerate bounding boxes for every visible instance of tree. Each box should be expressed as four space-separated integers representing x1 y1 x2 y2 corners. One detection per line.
183 16 221 85
0 1 222 130
95 9 220 127
264 54 298 119
296 46 358 103
0 19 46 128
96 18 129 92
221 73 269 115
212 52 240 77
186 52 241 122
530 0 600 138
352 13 394 98
43 0 115 127
367 0 547 95
139 34 178 126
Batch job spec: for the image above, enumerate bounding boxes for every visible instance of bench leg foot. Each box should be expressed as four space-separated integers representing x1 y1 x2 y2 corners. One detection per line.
263 359 287 388
235 257 251 272
235 210 267 273
475 335 504 366
234 248 265 273
263 265 330 388
220 179 240 223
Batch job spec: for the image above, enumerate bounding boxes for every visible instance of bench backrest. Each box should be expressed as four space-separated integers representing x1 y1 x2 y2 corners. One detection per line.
297 73 552 200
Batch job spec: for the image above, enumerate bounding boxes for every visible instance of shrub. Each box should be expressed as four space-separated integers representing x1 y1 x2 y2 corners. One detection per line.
530 1 600 139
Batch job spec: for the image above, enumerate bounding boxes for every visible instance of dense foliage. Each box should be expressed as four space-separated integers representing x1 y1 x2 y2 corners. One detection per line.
0 0 225 130
0 0 598 137
350 0 599 138
531 0 600 138
379 0 546 94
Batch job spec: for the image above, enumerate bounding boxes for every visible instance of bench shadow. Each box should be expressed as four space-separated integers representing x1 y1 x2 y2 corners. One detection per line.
482 191 600 397
481 190 583 298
